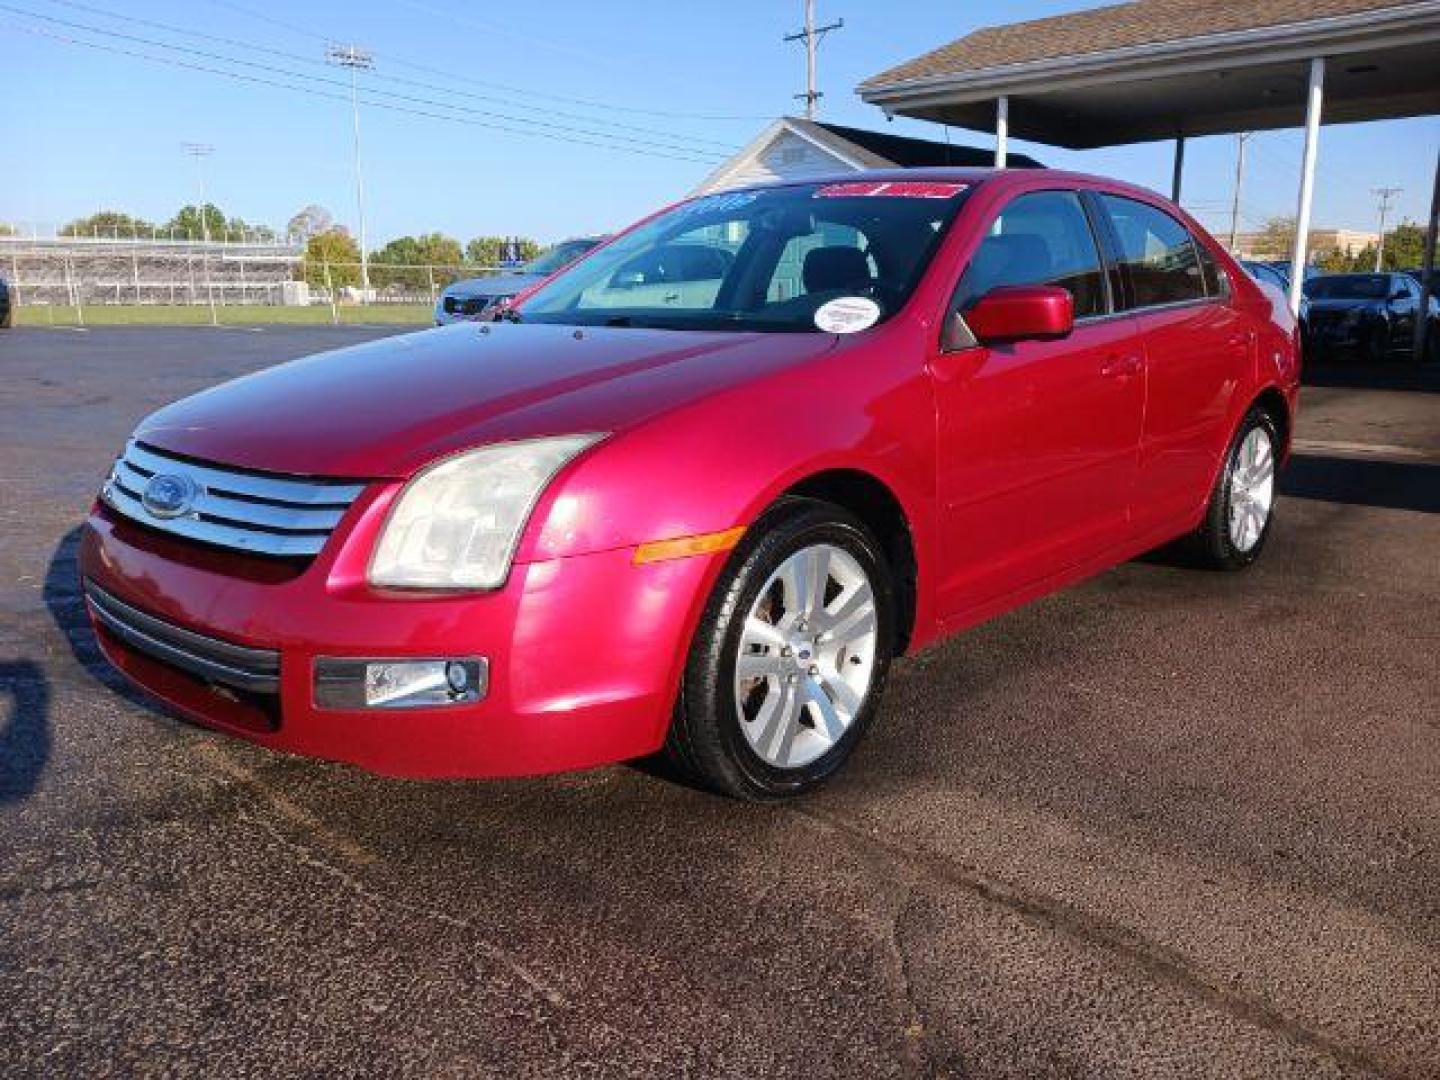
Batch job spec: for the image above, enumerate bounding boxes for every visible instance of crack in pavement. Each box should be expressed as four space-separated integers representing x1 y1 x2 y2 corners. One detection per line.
882 878 933 1079
793 806 1401 1079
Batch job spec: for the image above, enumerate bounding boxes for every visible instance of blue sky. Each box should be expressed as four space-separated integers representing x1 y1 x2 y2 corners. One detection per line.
2 0 1436 246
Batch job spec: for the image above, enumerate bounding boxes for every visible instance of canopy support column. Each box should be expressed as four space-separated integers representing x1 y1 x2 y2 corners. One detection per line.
995 96 1009 168
1414 144 1438 364
1288 58 1325 315
1171 134 1186 203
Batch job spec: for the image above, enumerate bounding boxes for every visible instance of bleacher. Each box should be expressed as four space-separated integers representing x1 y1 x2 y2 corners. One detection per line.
0 235 305 306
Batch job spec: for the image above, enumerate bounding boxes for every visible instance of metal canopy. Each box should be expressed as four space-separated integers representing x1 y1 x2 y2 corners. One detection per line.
859 0 1440 331
860 1 1440 147
877 42 1440 149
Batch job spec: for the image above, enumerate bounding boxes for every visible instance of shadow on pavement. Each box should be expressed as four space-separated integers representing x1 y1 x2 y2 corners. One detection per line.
44 525 157 711
1302 359 1440 393
0 660 50 805
1281 453 1440 514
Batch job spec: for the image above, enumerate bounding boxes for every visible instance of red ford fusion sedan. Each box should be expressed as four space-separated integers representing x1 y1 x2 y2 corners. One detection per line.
81 169 1299 799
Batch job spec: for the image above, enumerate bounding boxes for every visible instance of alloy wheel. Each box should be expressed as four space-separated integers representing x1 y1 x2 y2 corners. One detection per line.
1228 426 1275 553
733 543 878 769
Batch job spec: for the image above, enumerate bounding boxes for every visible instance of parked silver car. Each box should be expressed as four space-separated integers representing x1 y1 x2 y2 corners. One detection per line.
434 238 602 325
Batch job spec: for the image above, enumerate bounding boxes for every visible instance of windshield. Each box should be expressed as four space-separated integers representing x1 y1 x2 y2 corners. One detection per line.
516 180 971 333
1305 274 1390 300
524 239 599 276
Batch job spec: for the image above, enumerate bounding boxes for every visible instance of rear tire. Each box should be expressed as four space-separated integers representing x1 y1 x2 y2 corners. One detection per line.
1188 406 1280 571
666 498 896 800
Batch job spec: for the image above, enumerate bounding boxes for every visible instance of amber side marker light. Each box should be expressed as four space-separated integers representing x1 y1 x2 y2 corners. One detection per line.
633 526 746 565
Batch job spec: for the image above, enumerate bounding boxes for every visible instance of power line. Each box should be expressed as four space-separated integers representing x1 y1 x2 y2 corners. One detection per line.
1 19 724 166
39 0 745 151
0 5 726 163
201 0 771 122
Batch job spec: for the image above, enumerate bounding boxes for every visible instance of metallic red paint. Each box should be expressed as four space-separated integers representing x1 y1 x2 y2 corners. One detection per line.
80 169 1299 778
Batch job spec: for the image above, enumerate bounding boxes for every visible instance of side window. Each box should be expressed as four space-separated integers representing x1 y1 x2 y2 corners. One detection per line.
1100 194 1205 308
1195 241 1229 298
953 190 1108 319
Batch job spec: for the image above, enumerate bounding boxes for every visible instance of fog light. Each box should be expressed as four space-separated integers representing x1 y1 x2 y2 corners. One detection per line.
315 657 488 710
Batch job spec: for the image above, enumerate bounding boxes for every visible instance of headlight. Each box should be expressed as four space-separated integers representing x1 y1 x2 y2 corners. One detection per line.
368 434 603 590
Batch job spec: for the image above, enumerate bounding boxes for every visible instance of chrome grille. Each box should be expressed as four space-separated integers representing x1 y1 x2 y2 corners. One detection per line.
101 439 366 558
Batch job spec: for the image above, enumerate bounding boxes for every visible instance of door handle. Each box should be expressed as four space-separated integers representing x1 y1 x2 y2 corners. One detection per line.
1100 354 1142 378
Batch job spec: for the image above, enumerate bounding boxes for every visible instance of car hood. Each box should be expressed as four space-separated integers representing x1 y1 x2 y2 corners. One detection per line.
136 323 840 478
443 273 535 300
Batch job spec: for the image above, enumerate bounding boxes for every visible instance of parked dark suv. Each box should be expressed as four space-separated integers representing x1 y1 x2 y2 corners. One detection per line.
1303 272 1439 362
0 272 12 329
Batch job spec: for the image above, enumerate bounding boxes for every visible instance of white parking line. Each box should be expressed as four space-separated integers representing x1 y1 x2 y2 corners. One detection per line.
1292 438 1440 464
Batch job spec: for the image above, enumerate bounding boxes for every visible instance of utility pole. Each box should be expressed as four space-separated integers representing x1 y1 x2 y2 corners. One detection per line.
1372 186 1402 271
327 43 374 297
1228 132 1252 254
784 1 843 119
182 141 218 327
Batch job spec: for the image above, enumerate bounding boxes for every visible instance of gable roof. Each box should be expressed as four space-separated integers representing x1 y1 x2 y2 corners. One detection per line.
862 0 1426 89
693 116 1041 193
798 118 1043 169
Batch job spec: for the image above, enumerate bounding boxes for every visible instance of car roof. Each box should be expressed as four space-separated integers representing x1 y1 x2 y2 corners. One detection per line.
719 166 1166 201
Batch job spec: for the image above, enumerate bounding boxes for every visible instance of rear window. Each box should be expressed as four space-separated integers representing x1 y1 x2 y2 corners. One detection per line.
1100 194 1206 308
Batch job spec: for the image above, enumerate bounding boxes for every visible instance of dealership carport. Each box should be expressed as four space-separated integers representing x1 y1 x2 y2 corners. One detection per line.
859 0 1440 341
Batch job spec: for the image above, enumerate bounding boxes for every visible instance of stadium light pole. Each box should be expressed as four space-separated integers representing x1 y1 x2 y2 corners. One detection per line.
182 141 218 326
327 44 373 297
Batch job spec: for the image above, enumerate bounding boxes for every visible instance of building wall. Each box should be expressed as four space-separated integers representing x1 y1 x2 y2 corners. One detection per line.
697 130 854 194
1229 228 1379 259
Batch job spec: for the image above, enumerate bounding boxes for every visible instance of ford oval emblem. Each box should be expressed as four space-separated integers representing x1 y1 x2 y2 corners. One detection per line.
141 473 199 520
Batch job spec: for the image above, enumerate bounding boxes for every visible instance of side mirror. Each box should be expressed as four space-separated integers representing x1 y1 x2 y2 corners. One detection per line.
962 285 1075 346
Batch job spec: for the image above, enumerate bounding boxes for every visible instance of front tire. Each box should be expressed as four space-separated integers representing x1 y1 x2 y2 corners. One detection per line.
1189 406 1280 570
666 499 896 800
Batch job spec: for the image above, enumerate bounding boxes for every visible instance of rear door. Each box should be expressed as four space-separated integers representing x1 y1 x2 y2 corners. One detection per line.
1095 194 1250 530
930 189 1145 618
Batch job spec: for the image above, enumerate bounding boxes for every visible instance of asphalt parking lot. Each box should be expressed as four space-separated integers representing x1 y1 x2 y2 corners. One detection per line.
2 327 1437 1078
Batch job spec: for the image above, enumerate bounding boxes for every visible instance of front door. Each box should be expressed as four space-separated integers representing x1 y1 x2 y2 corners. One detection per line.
930 189 1145 621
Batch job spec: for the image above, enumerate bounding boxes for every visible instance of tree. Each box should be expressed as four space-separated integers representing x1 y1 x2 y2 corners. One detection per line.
167 203 229 241
1313 246 1353 273
287 204 333 242
0 222 15 237
226 217 277 243
370 232 465 288
301 227 361 289
61 210 157 238
1377 221 1426 271
1251 216 1296 260
465 235 541 268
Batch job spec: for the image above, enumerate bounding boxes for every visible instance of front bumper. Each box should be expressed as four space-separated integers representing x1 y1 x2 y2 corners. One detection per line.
79 498 720 778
